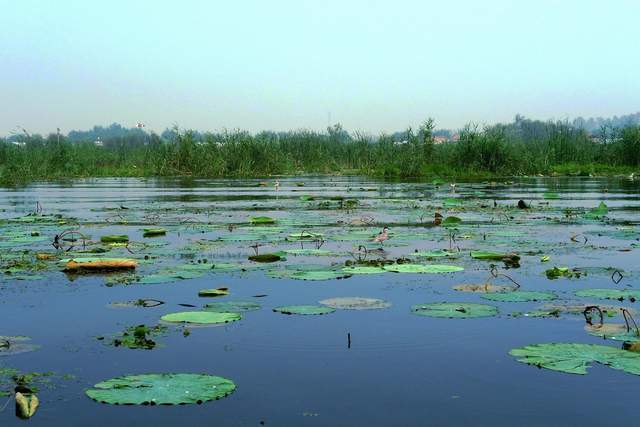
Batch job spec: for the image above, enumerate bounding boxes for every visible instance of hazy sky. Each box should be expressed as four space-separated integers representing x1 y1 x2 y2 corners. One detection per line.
1 0 639 135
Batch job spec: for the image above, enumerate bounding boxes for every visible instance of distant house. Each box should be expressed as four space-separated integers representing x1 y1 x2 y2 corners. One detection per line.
451 133 460 142
393 139 409 146
11 141 26 147
433 136 448 144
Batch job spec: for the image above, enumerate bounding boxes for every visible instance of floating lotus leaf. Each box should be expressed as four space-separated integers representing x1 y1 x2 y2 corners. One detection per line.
509 343 640 375
383 264 464 274
198 288 229 297
160 311 241 324
584 202 608 219
442 216 461 227
481 291 557 302
545 266 577 279
85 373 236 405
341 266 387 274
470 251 519 262
250 216 276 224
100 235 129 243
283 249 335 256
443 198 462 207
412 250 457 258
0 336 40 356
319 297 391 310
273 305 336 315
268 268 351 281
248 253 282 263
411 302 498 318
586 324 640 342
143 228 166 237
203 301 261 313
139 271 204 284
453 283 515 293
288 231 323 240
543 192 560 199
575 289 640 301
110 325 167 350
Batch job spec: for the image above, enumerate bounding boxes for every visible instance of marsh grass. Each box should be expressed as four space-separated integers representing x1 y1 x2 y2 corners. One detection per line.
1 118 639 184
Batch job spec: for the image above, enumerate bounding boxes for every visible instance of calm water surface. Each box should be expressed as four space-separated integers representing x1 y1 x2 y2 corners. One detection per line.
1 176 639 426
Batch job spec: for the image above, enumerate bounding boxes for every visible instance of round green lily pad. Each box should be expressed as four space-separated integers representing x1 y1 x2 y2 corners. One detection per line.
319 297 391 310
412 250 457 258
384 264 464 273
160 311 241 324
481 291 557 302
575 289 640 301
85 373 236 405
268 269 351 281
341 266 387 275
250 216 276 224
273 305 336 315
411 302 498 318
0 336 40 356
586 324 640 342
203 301 261 313
509 343 640 375
282 249 335 256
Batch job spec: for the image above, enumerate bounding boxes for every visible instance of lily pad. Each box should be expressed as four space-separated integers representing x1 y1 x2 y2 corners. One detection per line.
575 289 640 301
100 235 129 243
85 373 236 405
452 283 515 293
273 305 336 315
586 324 640 342
160 311 241 324
319 297 391 310
203 301 261 313
250 216 276 224
509 343 640 375
411 302 498 318
442 216 462 227
341 266 387 275
383 264 464 274
198 288 229 297
584 202 608 219
481 291 557 302
412 250 458 258
248 253 282 263
268 268 351 281
471 251 519 262
0 336 40 356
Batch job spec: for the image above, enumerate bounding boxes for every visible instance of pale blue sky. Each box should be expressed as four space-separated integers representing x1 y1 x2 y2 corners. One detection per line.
1 0 638 135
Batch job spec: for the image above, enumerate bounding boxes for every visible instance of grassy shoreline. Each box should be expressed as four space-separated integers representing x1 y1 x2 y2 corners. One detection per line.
2 118 639 185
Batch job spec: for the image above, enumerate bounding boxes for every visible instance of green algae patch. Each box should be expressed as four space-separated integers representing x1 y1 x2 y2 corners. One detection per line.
86 373 236 405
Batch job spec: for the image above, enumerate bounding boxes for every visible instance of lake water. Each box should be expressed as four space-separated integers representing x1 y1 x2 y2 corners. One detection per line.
1 176 639 426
